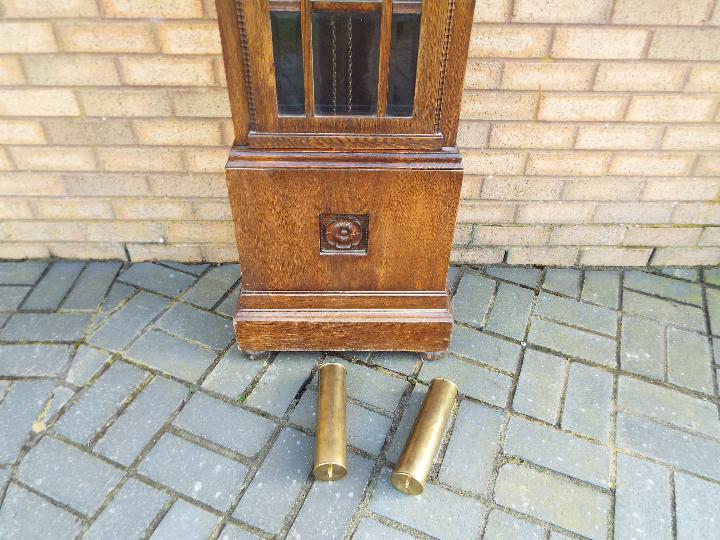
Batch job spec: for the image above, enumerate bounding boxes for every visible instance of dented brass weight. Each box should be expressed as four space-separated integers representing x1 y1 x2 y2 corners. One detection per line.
391 378 458 495
313 363 347 481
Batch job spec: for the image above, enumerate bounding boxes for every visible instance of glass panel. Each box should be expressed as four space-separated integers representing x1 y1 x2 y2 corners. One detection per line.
270 11 305 116
312 11 381 116
387 11 421 117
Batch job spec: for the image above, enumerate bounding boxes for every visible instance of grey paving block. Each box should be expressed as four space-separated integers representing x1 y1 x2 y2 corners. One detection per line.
17 437 123 515
125 329 218 382
625 270 703 306
561 363 613 443
535 293 617 336
218 524 262 540
156 303 234 350
88 291 170 351
419 354 512 407
215 284 240 317
322 357 408 413
54 361 146 444
0 313 8 328
705 268 720 287
369 469 486 540
618 376 720 438
0 380 54 464
139 433 248 511
513 348 567 423
0 344 70 376
504 416 611 488
150 500 219 540
66 345 110 386
62 262 122 310
0 262 47 285
614 453 672 540
667 326 714 393
202 346 261 398
485 282 534 340
448 325 521 372
549 533 575 540
675 472 720 540
439 400 503 495
543 268 581 298
707 288 720 336
289 453 374 540
581 270 620 309
234 428 313 534
623 290 705 332
174 392 275 458
0 286 30 311
163 261 210 276
616 412 720 481
21 262 84 311
447 265 463 292
620 316 665 380
0 483 81 540
483 509 545 540
0 470 8 492
84 479 169 540
353 519 415 540
486 266 541 288
661 267 699 281
246 352 317 416
291 388 391 455
118 263 196 297
42 386 75 424
372 351 419 375
95 376 188 466
528 318 616 367
1 313 91 342
92 282 134 330
494 463 610 540
451 271 495 327
344 350 372 362
181 264 239 309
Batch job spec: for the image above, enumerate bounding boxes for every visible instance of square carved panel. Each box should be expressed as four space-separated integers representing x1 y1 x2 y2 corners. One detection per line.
320 213 369 255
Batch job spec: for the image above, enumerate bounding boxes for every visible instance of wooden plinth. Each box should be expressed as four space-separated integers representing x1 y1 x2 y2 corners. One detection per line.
233 291 453 353
225 148 462 354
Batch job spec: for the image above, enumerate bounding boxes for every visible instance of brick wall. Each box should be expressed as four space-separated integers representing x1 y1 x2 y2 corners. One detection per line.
0 0 719 266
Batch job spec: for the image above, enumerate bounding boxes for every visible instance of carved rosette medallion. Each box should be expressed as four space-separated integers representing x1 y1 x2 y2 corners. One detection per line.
320 214 369 255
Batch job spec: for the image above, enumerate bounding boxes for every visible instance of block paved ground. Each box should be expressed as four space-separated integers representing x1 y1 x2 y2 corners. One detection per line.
1 261 719 539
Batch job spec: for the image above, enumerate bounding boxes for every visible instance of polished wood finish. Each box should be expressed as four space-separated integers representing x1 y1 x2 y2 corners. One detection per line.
235 309 453 352
247 132 444 150
226 164 461 292
216 0 476 353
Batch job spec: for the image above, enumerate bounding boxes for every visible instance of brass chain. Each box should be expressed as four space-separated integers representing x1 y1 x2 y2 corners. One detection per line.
347 16 353 114
331 16 337 114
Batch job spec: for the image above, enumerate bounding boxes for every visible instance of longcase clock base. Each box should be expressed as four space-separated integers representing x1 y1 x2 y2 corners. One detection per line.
233 290 454 354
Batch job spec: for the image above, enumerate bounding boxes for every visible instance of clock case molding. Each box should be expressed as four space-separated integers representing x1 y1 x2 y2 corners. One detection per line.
216 0 476 354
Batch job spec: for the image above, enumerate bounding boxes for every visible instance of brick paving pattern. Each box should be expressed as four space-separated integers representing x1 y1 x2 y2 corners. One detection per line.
0 261 719 539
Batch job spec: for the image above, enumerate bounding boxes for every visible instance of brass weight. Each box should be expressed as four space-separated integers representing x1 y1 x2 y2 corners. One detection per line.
313 363 347 481
391 378 458 495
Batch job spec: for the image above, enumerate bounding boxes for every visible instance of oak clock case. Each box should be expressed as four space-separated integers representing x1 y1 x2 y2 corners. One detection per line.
216 0 475 355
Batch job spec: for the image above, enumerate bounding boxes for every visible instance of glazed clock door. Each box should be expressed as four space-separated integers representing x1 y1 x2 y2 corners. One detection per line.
242 0 452 149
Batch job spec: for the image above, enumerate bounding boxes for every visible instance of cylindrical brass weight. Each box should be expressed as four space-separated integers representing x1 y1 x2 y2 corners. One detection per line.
313 363 347 481
391 378 458 495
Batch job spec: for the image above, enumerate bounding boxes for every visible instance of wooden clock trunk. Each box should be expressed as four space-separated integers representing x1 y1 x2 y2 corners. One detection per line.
216 0 476 356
